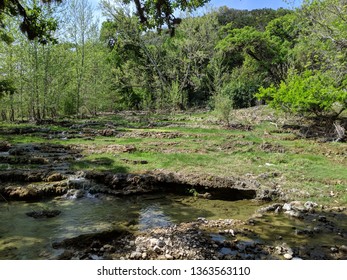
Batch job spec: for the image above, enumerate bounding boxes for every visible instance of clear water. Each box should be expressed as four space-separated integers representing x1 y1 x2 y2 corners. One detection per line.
0 194 263 259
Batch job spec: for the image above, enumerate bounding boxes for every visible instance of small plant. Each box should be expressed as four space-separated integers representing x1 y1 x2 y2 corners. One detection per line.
188 188 199 197
214 92 233 126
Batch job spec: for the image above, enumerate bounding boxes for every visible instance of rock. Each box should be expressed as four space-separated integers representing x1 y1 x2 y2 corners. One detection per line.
284 210 303 219
283 203 292 211
318 216 327 223
102 244 114 252
197 192 212 199
330 247 338 253
130 251 142 259
63 189 85 199
157 240 166 248
0 141 11 152
153 245 162 253
9 144 35 156
46 173 64 182
197 217 208 223
283 253 293 260
57 250 74 260
149 238 159 247
339 245 347 253
257 203 282 213
304 201 318 211
26 209 61 219
165 254 173 260
329 207 346 212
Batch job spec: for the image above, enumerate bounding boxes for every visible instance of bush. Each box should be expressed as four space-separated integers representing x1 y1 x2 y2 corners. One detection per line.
222 66 262 109
214 92 233 125
257 70 347 118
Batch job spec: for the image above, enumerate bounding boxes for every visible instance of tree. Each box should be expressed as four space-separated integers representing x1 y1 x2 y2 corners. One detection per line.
258 0 347 119
114 0 210 35
0 0 62 43
257 70 347 118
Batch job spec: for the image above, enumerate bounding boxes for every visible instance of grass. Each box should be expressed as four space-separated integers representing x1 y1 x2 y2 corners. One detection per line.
1 106 346 206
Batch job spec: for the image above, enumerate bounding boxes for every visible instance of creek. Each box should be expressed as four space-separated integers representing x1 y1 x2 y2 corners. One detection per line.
0 193 263 259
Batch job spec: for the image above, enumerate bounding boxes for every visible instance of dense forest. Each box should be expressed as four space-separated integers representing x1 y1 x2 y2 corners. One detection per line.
0 0 346 121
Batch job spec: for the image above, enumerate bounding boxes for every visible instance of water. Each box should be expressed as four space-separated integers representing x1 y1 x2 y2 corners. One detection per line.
0 194 263 259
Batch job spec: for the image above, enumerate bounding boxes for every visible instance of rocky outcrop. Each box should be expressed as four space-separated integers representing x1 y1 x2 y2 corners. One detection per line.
85 170 259 200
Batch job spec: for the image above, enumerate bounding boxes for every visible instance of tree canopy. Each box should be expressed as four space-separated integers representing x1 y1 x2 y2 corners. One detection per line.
0 0 63 43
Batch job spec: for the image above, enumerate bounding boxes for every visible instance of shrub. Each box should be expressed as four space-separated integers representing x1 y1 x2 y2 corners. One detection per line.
214 92 233 125
257 70 347 118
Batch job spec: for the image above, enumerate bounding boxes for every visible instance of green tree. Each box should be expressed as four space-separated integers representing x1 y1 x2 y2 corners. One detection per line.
0 0 62 43
258 0 347 119
118 0 210 34
257 70 347 118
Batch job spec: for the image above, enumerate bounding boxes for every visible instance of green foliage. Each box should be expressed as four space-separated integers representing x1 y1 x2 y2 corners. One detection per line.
257 70 347 117
0 78 16 96
117 0 210 34
168 79 187 110
213 92 233 125
0 0 62 44
216 7 292 31
221 64 263 109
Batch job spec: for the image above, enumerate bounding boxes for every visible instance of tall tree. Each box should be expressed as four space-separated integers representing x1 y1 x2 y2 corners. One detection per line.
63 0 99 115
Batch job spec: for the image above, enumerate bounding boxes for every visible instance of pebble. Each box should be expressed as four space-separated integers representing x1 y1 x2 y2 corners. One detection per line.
340 245 347 253
153 246 162 253
283 254 293 260
330 247 338 253
283 203 292 211
285 210 303 218
130 251 142 259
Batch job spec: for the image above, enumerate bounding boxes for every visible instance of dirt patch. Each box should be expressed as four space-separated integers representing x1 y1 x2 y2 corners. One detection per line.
121 159 148 165
116 131 183 139
220 140 255 152
226 123 253 131
281 118 347 142
259 142 286 153
80 144 137 155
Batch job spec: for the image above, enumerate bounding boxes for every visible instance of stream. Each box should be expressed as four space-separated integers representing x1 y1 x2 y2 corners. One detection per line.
0 193 263 259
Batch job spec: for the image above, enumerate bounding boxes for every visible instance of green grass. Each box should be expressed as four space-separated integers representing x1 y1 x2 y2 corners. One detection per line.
1 108 346 206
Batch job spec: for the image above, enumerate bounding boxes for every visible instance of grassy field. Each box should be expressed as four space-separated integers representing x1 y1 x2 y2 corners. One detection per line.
1 106 346 206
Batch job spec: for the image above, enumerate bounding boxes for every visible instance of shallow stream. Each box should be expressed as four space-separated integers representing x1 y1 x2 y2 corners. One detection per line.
0 193 263 259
